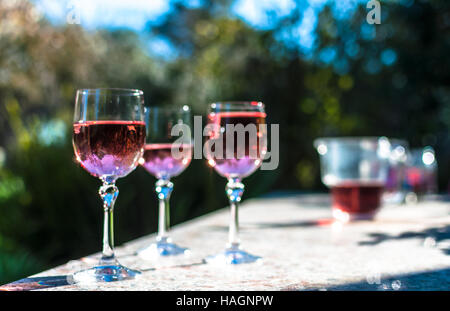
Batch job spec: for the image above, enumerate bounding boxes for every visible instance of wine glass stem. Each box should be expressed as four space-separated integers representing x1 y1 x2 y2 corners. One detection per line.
99 181 118 264
226 177 244 249
156 179 173 242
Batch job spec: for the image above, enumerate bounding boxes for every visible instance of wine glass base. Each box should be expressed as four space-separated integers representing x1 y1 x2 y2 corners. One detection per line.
332 208 378 222
72 264 141 284
204 247 262 265
137 241 190 260
383 191 406 204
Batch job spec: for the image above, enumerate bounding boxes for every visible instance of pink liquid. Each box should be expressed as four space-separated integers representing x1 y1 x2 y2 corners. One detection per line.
141 143 192 179
331 182 384 220
405 167 437 194
205 111 266 178
73 120 146 179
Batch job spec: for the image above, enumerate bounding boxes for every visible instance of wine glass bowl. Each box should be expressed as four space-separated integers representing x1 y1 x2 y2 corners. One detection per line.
205 101 267 179
71 88 145 284
73 120 146 180
141 143 192 180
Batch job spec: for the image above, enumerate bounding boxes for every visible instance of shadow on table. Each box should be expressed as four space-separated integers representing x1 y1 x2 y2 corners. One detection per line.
251 218 335 229
206 218 335 232
0 260 206 290
138 261 206 272
0 275 72 291
359 224 450 255
261 191 332 208
316 268 450 291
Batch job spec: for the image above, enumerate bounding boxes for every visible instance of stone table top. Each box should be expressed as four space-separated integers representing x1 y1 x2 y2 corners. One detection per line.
2 193 450 291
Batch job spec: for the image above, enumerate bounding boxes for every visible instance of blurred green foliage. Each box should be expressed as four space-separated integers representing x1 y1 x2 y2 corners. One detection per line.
0 0 449 284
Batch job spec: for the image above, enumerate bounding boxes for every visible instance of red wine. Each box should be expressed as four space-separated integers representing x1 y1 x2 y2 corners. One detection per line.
330 182 384 220
73 120 145 179
205 111 266 178
141 143 192 179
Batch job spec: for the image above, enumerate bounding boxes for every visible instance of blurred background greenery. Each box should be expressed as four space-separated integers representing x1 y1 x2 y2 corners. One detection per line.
0 0 449 284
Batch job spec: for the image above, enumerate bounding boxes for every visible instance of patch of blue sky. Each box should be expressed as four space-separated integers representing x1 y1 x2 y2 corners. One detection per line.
33 0 171 31
231 0 297 30
296 6 319 52
234 0 365 56
146 36 179 61
33 0 175 59
182 0 204 9
274 4 319 57
34 0 66 21
307 0 328 9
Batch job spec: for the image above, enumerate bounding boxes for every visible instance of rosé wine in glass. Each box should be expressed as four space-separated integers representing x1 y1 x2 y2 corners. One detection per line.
206 111 267 178
141 143 193 179
73 120 146 179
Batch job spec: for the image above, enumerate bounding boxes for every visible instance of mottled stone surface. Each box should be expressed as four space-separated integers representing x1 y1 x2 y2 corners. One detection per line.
3 194 450 291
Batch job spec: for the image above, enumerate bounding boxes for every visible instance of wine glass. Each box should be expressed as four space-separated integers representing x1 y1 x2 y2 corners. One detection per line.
383 139 409 204
136 106 192 261
404 146 438 201
314 137 391 222
72 88 145 283
204 101 267 265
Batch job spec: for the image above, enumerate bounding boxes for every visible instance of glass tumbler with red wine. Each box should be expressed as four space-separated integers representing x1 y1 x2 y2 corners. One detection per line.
72 88 145 283
314 137 391 222
204 101 267 264
136 106 193 261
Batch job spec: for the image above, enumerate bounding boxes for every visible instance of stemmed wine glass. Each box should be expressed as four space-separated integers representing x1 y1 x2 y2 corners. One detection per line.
137 106 193 261
383 139 409 204
204 101 267 265
72 88 145 283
